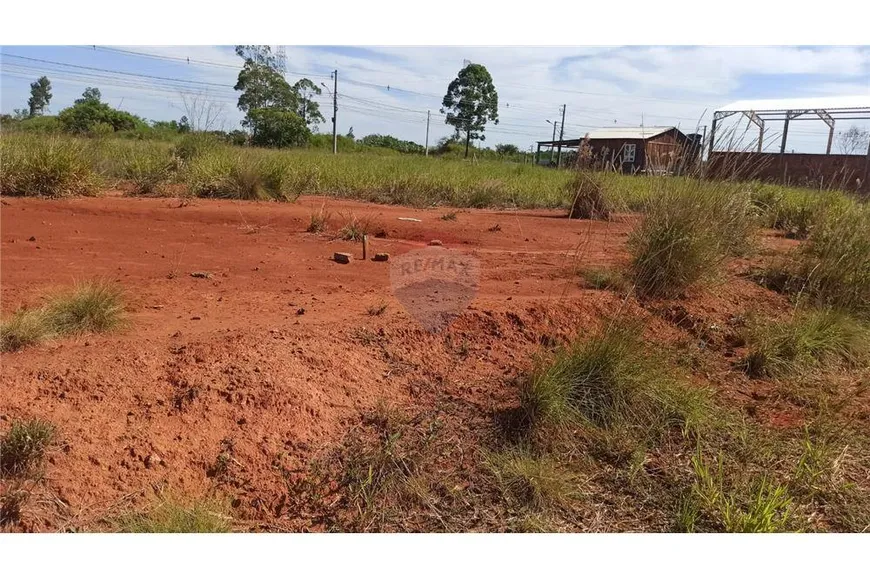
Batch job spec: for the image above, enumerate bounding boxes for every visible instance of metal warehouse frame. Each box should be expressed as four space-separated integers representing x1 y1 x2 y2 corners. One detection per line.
710 97 870 157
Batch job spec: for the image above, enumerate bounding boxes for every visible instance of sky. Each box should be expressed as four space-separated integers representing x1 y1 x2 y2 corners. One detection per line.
2 45 869 154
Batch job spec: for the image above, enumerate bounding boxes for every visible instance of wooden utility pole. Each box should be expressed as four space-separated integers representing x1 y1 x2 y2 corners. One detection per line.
556 104 566 168
425 110 430 157
332 69 338 155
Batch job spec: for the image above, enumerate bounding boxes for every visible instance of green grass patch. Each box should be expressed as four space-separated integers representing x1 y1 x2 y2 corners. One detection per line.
0 419 56 477
680 450 796 533
520 320 711 442
116 497 232 533
742 309 868 379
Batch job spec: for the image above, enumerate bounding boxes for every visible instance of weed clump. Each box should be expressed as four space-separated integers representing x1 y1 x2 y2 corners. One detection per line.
485 449 577 510
121 143 176 195
185 152 296 201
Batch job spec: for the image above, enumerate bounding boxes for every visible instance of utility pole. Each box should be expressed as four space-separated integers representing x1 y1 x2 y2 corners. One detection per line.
549 120 558 165
557 104 566 168
332 69 338 155
425 110 430 157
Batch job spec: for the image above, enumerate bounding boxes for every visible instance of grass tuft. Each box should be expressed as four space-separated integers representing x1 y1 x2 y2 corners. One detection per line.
628 180 756 298
1 309 53 352
306 204 331 233
521 320 711 442
580 267 628 292
567 171 611 220
44 280 125 335
121 143 176 195
0 419 56 477
0 281 125 352
485 449 577 510
783 205 870 315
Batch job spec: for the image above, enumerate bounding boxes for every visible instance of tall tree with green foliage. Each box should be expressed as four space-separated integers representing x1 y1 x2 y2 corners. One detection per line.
75 87 102 105
292 79 324 127
234 45 321 145
440 64 499 158
234 45 296 121
28 76 52 117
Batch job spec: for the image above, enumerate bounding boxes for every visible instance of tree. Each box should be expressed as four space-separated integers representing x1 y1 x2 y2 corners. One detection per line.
837 126 870 155
28 76 52 117
247 108 310 148
292 79 324 127
58 100 142 134
346 127 355 139
495 143 519 156
440 63 499 158
75 87 102 105
234 45 296 123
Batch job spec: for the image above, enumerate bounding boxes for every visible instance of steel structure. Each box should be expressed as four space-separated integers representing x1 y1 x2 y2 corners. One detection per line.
710 96 870 157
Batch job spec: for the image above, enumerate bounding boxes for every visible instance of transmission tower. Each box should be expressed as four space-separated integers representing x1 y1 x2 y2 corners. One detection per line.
275 46 287 75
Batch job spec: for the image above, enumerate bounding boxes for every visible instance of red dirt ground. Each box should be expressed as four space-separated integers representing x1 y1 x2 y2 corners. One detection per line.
0 194 804 530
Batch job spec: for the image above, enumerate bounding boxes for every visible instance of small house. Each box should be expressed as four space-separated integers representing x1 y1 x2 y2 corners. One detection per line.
536 126 701 174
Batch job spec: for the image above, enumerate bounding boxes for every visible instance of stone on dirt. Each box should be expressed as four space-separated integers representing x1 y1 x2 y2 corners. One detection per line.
373 253 390 262
333 252 353 264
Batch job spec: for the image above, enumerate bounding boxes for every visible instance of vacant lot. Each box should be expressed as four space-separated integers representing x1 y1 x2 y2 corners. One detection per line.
2 187 868 532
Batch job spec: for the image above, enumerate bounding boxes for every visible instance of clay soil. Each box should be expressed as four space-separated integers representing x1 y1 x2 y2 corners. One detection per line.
0 194 820 531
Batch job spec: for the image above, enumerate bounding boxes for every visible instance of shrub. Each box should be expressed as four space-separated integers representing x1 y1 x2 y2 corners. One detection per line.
567 171 611 220
742 310 868 378
116 497 231 533
17 115 61 134
248 108 311 148
521 321 710 441
0 419 56 476
57 101 143 134
0 135 98 198
628 181 756 298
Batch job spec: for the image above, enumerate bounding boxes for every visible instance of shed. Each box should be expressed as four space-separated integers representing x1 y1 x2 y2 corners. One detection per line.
536 126 701 174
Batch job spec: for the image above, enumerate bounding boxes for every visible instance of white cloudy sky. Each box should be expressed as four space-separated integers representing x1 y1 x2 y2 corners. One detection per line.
2 45 869 153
